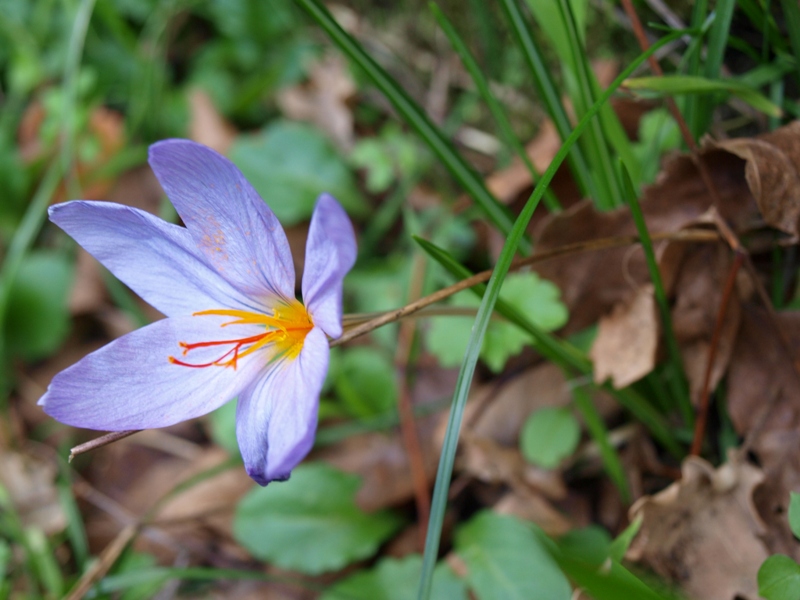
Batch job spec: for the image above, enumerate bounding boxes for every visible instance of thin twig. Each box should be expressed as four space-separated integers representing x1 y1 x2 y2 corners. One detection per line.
69 430 140 461
690 251 744 456
334 228 719 347
63 524 138 600
619 0 698 150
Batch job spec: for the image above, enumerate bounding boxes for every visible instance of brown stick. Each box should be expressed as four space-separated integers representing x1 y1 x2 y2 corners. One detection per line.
690 251 744 456
333 229 719 347
69 430 139 461
394 254 431 550
63 524 138 600
619 0 699 151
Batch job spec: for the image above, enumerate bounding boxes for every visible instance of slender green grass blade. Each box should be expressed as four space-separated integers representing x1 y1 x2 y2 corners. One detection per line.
738 0 789 57
416 30 685 599
625 75 783 117
295 0 524 248
619 162 692 427
779 0 800 87
694 0 737 133
92 567 321 595
499 0 597 201
572 385 630 502
430 2 561 212
554 0 621 209
683 0 708 139
0 161 62 392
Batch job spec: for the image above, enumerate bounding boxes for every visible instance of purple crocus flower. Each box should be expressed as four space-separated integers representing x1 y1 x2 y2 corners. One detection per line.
39 139 357 485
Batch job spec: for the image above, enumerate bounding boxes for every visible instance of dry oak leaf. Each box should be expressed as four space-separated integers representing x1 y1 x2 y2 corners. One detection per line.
627 453 768 600
711 121 800 240
590 283 659 388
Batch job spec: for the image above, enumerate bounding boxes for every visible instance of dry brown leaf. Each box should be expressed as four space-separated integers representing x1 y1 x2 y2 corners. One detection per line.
590 284 659 388
277 53 355 151
712 121 800 240
726 307 800 437
314 417 440 512
0 450 66 534
628 453 768 600
485 120 562 204
494 490 572 537
531 120 800 334
665 239 743 403
189 88 237 154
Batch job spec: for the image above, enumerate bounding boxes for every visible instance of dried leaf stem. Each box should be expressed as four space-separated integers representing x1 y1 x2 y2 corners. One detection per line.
690 251 744 456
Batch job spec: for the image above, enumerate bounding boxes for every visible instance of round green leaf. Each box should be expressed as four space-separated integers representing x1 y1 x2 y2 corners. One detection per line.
229 121 367 225
322 555 466 600
333 347 397 418
427 273 568 373
455 511 571 600
758 554 800 600
233 463 403 575
520 407 581 469
5 250 74 361
789 493 800 540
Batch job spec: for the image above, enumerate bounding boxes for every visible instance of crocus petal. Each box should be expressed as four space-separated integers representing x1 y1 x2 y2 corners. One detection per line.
301 194 357 338
39 315 265 430
49 201 260 317
148 140 295 299
235 327 329 485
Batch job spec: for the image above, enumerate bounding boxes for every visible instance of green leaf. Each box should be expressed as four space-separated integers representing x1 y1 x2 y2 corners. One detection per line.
455 511 571 600
322 555 467 600
520 407 581 469
233 463 403 575
758 554 800 600
4 250 74 361
334 347 397 418
229 120 368 225
624 75 783 118
789 492 800 540
426 272 568 373
609 516 642 563
557 526 611 567
208 400 239 456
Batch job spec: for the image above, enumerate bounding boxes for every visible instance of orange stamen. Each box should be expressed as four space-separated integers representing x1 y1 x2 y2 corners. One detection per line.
169 301 313 370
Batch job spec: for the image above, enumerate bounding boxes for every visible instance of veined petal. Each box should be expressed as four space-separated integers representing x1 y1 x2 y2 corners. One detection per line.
49 201 260 316
38 315 265 430
235 327 329 485
301 194 357 338
148 140 295 300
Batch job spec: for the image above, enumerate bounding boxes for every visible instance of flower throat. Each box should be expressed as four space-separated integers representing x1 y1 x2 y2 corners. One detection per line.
169 301 313 370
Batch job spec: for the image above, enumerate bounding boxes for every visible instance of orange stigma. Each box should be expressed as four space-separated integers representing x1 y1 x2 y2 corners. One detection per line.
169 300 313 370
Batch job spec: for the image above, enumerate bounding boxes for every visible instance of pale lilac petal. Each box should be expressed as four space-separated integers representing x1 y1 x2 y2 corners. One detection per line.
148 140 295 300
49 201 260 316
38 315 265 430
235 327 328 485
301 194 357 338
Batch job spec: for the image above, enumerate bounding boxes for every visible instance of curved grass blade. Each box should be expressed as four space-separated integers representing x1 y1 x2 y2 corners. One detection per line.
625 75 783 117
416 29 686 599
499 0 597 201
430 2 561 212
294 0 524 249
572 385 631 503
620 162 692 427
554 0 622 209
693 0 737 133
779 0 800 87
